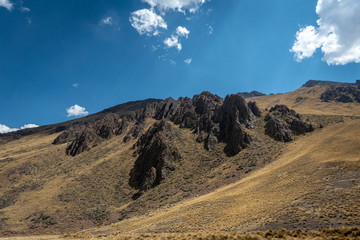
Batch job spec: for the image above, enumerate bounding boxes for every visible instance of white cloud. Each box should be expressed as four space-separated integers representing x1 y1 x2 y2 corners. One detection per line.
0 0 13 11
169 60 176 65
66 104 89 117
291 0 360 65
72 83 79 88
0 123 38 134
101 16 115 25
164 35 182 51
176 26 190 38
208 25 213 34
164 26 190 51
184 58 192 64
20 6 30 12
20 124 38 130
130 9 167 36
142 0 207 13
0 124 18 134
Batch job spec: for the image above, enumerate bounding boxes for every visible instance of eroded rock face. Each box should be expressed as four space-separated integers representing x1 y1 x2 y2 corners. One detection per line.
66 128 98 156
65 114 126 156
248 101 261 117
213 94 254 156
53 123 86 145
264 114 293 142
264 105 313 142
57 91 258 158
129 121 181 197
321 86 360 103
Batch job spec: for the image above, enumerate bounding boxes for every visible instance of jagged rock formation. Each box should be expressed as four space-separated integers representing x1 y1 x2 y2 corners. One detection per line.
53 123 86 145
265 105 314 142
321 86 360 103
129 121 181 197
55 91 260 157
248 101 261 117
64 114 129 156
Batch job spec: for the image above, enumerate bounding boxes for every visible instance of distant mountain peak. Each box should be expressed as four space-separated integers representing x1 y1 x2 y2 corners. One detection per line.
302 79 358 88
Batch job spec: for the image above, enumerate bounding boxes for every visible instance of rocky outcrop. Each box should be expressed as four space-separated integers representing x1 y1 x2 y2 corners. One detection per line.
264 105 314 142
321 86 360 103
248 101 261 117
214 94 254 155
56 91 258 157
66 128 98 156
53 123 86 145
264 114 293 142
65 113 127 156
129 121 181 197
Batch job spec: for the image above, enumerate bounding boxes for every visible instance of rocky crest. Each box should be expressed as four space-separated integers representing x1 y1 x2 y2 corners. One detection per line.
129 120 181 197
265 105 314 142
321 86 360 103
54 92 259 157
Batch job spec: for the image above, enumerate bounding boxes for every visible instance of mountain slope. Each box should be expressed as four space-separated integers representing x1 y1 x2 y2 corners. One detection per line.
80 118 360 237
248 80 360 116
0 80 359 238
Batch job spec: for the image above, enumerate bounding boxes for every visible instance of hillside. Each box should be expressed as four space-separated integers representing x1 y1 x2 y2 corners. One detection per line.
248 80 360 116
0 80 359 239
78 118 360 238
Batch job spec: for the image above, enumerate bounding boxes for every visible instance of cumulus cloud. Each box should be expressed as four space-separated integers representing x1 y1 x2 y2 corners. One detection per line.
164 36 182 51
184 58 192 64
176 26 190 38
0 124 18 134
0 123 38 134
164 26 190 51
142 0 206 13
291 0 360 65
66 104 89 117
20 124 39 129
0 0 13 11
130 9 167 36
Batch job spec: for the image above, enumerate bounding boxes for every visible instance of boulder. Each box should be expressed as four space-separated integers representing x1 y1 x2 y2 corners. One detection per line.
264 105 313 142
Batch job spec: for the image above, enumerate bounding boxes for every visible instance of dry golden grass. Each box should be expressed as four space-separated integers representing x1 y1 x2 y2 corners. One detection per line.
248 86 360 116
74 119 360 237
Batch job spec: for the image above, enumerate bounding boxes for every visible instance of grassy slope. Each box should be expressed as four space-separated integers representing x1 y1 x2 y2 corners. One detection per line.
248 86 360 116
0 116 284 235
78 118 360 237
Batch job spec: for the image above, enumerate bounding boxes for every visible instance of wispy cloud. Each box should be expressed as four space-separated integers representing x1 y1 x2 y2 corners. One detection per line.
72 83 79 88
184 58 192 64
66 104 89 117
0 0 13 11
20 6 30 12
100 16 115 26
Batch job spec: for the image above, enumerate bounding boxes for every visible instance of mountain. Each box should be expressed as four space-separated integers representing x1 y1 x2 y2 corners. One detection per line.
0 80 359 239
238 91 266 98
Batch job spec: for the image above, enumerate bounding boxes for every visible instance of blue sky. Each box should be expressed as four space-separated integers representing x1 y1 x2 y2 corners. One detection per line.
0 0 359 130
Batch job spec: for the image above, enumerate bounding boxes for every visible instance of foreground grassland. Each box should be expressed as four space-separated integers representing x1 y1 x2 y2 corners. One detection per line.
1 228 360 239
